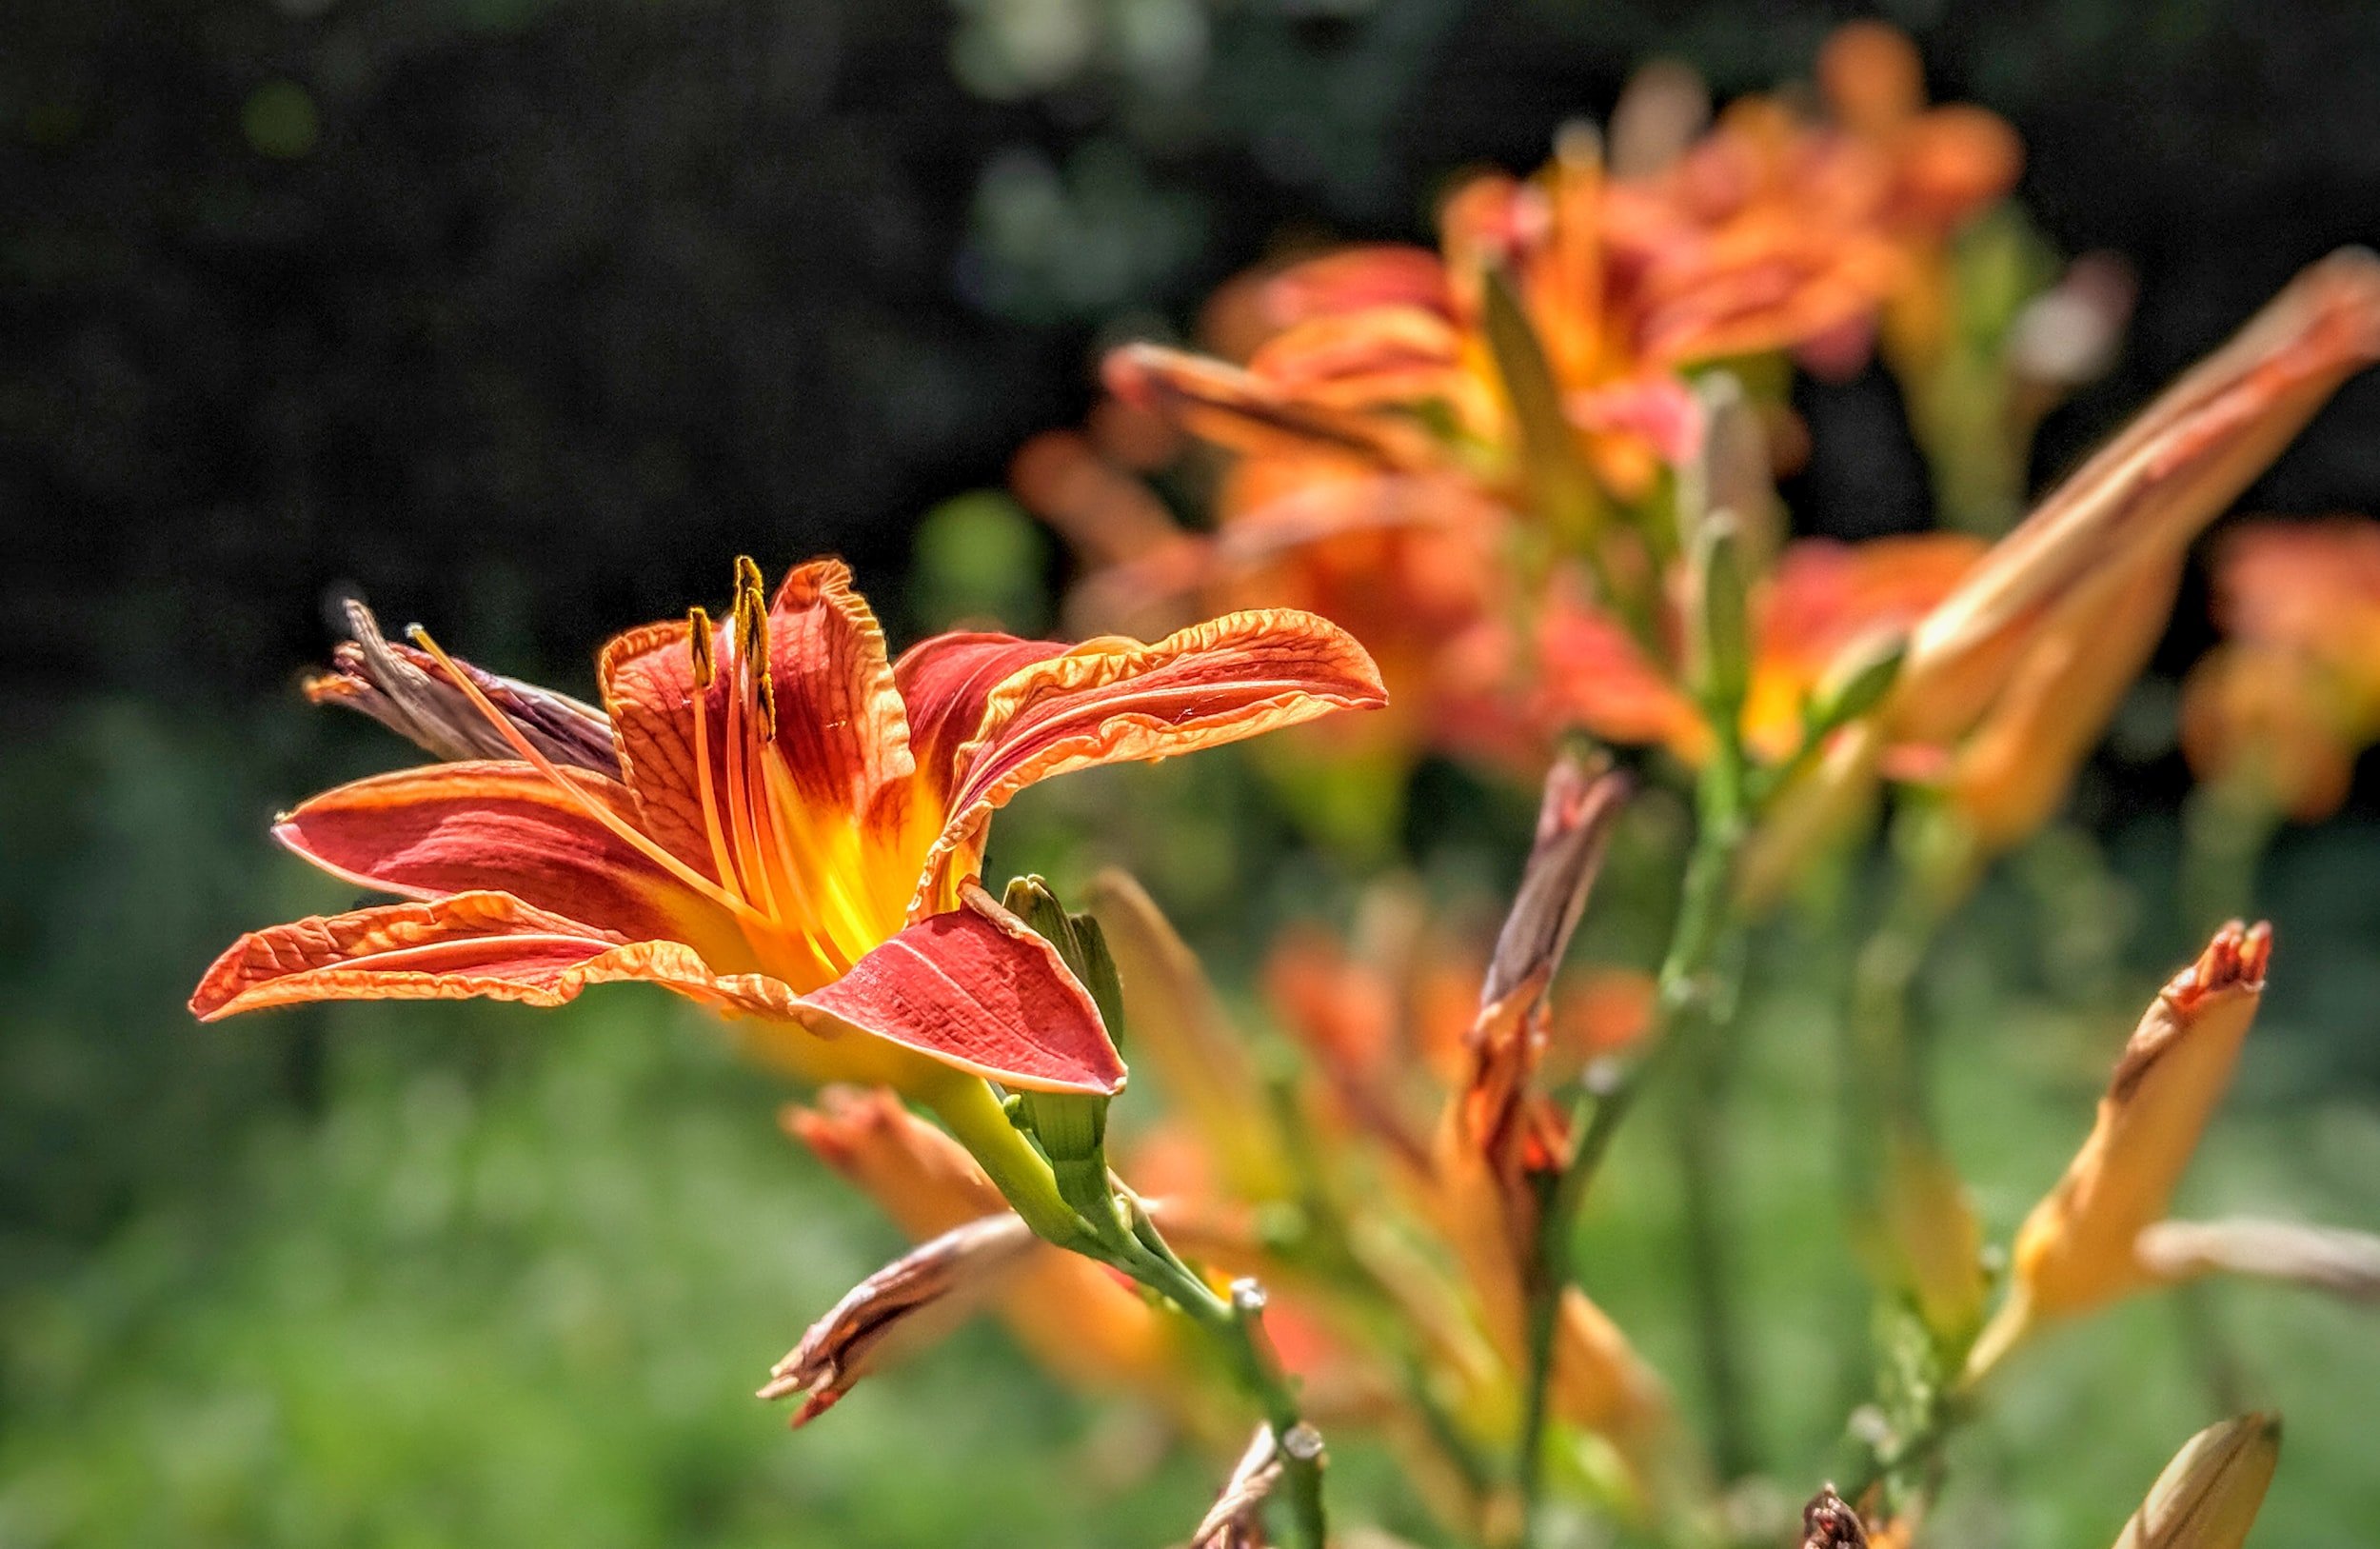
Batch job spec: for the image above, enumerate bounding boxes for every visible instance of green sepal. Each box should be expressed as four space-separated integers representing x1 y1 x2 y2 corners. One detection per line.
1805 634 1908 737
998 874 1121 1229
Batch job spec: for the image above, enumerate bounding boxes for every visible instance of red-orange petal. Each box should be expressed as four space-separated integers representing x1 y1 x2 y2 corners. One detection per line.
892 632 1068 810
1101 343 1442 468
1260 245 1455 329
272 761 722 947
918 610 1388 895
765 561 917 816
804 889 1125 1095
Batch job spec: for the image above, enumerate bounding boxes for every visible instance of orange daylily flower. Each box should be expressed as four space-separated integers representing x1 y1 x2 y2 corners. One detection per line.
195 559 1385 1117
1814 20 2025 373
2182 516 2380 820
1107 109 1902 510
1540 532 1981 765
1967 923 2271 1380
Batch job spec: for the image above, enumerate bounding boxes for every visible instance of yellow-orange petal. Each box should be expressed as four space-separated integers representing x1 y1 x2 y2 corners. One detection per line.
1941 550 2182 851
2179 645 2359 823
915 608 1387 901
1245 306 1468 412
1260 244 1455 329
1898 249 2380 745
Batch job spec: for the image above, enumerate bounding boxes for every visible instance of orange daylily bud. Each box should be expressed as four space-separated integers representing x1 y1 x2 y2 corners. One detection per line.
1941 551 2182 850
1896 250 2380 746
2111 1414 2281 1549
1085 871 1294 1201
1874 1122 1989 1344
1817 22 1924 137
1968 923 2271 1379
1608 59 1710 179
758 1213 1037 1425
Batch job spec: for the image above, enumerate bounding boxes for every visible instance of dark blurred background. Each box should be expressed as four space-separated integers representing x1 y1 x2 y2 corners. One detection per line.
9 2 2380 1544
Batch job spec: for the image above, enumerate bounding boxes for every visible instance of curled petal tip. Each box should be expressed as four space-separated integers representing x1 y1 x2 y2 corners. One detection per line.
2172 921 2272 1010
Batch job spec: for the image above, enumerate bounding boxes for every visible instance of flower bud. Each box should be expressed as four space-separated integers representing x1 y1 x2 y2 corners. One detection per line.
2111 1414 2281 1549
1968 923 2271 1377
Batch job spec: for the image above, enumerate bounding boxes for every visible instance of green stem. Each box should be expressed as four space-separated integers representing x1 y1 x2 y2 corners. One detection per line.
925 1076 1090 1248
938 1073 1328 1549
1111 1204 1329 1549
1670 988 1753 1480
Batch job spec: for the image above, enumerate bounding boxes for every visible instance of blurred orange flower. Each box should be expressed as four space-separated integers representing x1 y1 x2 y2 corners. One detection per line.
2182 517 2380 820
1540 532 1982 765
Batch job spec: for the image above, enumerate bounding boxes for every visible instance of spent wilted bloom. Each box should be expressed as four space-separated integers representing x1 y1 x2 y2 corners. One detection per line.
2182 517 2380 820
194 560 1382 1120
785 1087 1180 1397
758 1212 1038 1426
1189 1425 1289 1549
2111 1414 2282 1549
1967 923 2271 1379
1433 759 1673 1459
1798 1485 1873 1549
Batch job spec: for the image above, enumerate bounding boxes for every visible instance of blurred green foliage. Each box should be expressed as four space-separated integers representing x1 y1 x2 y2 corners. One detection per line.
10 0 2380 1543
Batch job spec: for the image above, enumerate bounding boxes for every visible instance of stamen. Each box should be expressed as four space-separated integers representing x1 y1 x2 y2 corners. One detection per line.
686 606 717 689
686 608 746 903
733 555 778 739
405 624 767 927
718 593 783 923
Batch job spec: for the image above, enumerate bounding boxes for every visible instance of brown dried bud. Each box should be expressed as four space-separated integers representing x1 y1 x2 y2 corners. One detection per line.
757 1213 1036 1426
1801 1486 1872 1549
